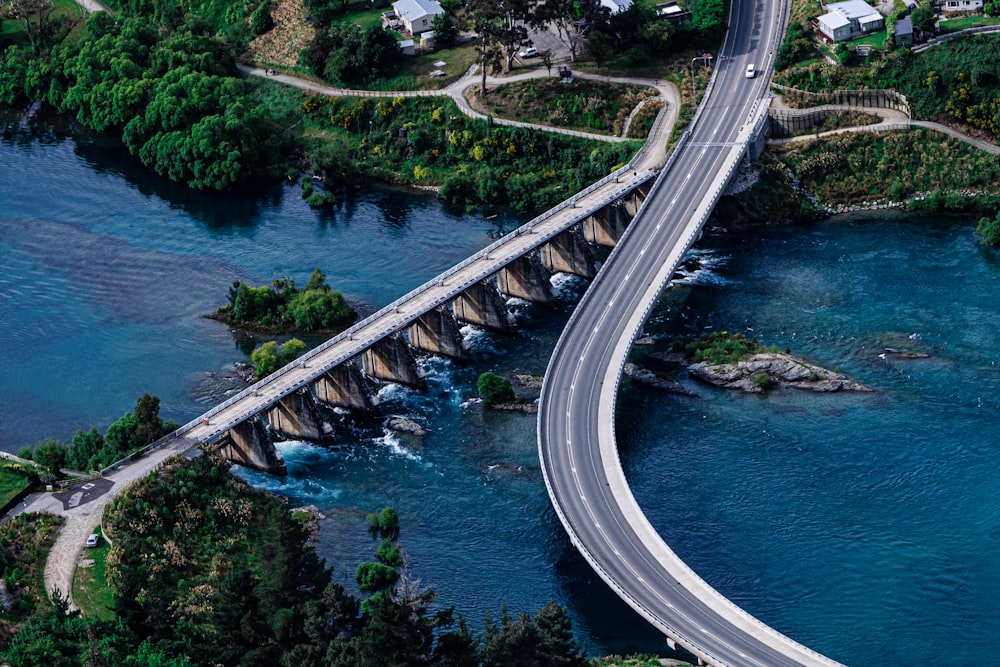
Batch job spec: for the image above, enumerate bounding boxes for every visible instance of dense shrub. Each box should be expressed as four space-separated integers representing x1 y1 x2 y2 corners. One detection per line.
477 372 517 404
222 267 354 332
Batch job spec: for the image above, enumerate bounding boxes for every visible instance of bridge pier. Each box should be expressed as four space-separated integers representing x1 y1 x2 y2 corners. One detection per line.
217 416 286 475
314 363 378 412
363 335 426 388
539 227 596 278
452 281 516 331
621 181 650 218
408 307 469 359
268 390 326 442
496 254 555 304
582 204 630 248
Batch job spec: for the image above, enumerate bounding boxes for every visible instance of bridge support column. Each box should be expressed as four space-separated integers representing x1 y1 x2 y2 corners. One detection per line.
408 307 469 359
314 363 378 412
496 254 555 304
268 390 326 442
452 281 516 331
362 335 426 388
582 204 630 248
217 416 286 475
621 181 650 217
539 227 596 278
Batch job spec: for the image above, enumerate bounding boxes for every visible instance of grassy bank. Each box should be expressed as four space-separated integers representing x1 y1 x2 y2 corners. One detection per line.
717 127 1000 226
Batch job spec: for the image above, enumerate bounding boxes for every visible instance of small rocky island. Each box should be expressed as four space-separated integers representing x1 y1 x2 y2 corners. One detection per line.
689 351 873 393
638 331 874 394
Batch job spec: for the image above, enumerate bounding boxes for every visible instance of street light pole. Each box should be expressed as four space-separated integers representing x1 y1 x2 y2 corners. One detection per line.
689 53 714 112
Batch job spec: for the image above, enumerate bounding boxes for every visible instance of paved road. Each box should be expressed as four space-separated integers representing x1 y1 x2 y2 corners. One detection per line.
21 54 678 609
537 0 849 664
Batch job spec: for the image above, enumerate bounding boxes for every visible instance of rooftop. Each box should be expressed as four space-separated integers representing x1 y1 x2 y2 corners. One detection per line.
827 0 883 19
819 11 853 28
392 0 445 20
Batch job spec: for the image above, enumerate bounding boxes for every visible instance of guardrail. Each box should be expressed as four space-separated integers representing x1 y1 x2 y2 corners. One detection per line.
119 92 673 467
770 82 911 117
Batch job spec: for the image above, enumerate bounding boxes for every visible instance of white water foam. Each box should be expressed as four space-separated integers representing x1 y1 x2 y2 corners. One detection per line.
372 429 425 464
549 273 586 301
671 250 732 286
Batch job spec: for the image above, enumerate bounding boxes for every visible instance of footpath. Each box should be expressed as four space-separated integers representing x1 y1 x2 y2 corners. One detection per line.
12 60 679 612
237 63 681 145
12 436 196 610
768 94 1000 154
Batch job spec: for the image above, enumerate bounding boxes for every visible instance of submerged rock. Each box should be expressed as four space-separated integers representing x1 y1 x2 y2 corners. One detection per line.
690 352 873 394
512 373 544 389
624 363 698 396
880 348 930 360
490 401 539 413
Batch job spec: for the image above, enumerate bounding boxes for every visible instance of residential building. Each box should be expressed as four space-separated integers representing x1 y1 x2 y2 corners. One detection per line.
392 0 445 35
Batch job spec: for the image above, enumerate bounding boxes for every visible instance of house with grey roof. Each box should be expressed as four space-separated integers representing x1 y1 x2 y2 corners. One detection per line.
392 0 445 35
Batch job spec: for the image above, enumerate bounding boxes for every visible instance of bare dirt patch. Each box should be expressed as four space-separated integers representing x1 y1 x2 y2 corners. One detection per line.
245 0 314 69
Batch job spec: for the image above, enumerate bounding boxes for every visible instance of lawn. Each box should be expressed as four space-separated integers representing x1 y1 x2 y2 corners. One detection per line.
847 28 888 49
939 14 1000 31
0 0 85 48
0 464 37 508
72 526 116 621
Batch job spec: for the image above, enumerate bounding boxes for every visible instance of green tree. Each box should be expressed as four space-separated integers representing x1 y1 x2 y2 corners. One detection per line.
284 288 352 330
532 0 608 63
477 372 516 405
430 11 459 48
910 4 936 32
687 0 726 45
279 338 308 365
975 212 1000 246
251 340 279 379
133 392 168 445
366 506 399 538
355 562 400 591
67 427 104 472
32 438 65 475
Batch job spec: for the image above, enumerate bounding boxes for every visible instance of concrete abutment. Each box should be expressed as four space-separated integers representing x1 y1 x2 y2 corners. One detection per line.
314 363 378 412
268 390 326 442
408 308 469 359
217 416 286 475
496 254 555 304
362 335 426 388
452 281 516 331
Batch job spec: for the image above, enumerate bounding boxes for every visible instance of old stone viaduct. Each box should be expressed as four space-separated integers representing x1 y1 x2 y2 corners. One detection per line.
167 159 666 474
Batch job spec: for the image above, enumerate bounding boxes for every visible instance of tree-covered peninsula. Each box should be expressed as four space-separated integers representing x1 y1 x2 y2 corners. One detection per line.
1 453 602 667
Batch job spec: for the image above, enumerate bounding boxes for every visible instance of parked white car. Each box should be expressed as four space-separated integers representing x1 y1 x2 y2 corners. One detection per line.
86 533 99 548
519 47 539 58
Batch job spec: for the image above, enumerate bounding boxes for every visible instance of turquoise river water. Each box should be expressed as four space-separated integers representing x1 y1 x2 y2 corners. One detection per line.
3 109 1000 665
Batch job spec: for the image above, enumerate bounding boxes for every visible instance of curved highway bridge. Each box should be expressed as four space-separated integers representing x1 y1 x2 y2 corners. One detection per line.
537 0 849 665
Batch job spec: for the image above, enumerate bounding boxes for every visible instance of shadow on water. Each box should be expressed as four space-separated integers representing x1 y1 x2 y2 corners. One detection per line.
1 106 282 231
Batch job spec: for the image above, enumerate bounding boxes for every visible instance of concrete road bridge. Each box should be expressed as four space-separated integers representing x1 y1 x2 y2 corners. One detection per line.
537 0 849 663
43 0 846 661
153 151 665 474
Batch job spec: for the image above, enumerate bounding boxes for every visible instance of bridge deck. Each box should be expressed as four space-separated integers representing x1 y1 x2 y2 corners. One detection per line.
172 168 656 446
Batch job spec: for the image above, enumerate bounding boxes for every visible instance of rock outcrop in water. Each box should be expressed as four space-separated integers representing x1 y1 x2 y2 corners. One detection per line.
690 352 874 394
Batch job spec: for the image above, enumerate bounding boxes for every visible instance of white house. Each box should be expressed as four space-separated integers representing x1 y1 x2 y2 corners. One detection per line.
945 0 983 10
392 0 445 35
601 0 633 12
817 11 853 40
826 0 885 32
